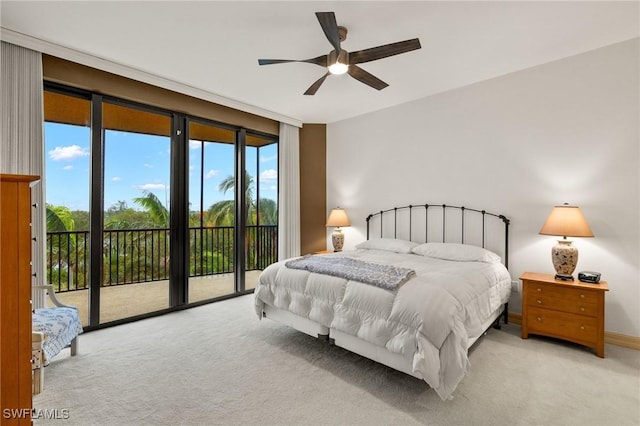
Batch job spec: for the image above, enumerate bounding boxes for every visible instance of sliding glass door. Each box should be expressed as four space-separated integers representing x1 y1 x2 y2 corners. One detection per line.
44 83 278 328
100 101 172 323
187 119 237 302
245 134 278 290
43 90 92 326
187 121 279 300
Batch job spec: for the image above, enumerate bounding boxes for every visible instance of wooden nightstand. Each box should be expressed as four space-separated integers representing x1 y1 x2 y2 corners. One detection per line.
520 272 608 358
313 249 332 254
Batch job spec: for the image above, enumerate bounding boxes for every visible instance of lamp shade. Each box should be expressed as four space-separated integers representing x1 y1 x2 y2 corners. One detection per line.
326 208 351 228
539 205 594 238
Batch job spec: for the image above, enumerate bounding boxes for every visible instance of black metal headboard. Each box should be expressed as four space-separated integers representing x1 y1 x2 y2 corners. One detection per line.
366 204 510 268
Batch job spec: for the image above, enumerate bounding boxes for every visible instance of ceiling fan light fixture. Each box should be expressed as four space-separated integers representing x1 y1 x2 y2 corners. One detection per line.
328 49 349 75
328 62 348 75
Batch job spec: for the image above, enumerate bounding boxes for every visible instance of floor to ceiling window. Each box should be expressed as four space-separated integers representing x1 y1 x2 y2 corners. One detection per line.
101 101 172 323
43 82 278 328
43 89 91 326
187 119 237 303
245 133 279 290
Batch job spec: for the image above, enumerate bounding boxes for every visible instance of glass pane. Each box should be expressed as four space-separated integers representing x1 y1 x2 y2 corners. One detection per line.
188 121 236 302
43 91 91 326
245 138 278 290
101 102 171 323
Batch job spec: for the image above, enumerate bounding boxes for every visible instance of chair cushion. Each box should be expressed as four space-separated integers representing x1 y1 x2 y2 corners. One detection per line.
32 307 83 364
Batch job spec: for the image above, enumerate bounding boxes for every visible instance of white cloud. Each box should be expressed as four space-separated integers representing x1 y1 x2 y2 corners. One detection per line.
112 176 122 182
189 140 202 150
260 154 277 163
63 165 73 171
260 169 277 182
144 163 153 168
138 183 167 191
205 169 220 179
48 145 89 161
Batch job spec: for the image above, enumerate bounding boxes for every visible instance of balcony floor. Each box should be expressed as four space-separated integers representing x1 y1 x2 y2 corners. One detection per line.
48 270 262 326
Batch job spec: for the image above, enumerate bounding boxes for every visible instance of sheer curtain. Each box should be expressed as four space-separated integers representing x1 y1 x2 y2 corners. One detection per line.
277 122 300 260
1 41 46 308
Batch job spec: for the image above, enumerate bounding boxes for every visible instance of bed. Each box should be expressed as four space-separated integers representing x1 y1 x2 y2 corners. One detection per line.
254 204 511 400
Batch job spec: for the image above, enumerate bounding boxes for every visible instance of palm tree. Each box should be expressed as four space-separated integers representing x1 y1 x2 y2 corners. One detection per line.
205 200 235 227
46 204 83 291
256 198 277 225
127 191 170 282
204 171 280 270
133 190 169 227
47 204 75 232
206 171 254 226
205 171 277 225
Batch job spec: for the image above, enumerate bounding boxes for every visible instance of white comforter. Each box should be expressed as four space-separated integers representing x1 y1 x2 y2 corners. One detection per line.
254 249 511 400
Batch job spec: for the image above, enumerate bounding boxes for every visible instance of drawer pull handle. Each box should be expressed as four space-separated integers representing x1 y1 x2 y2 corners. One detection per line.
537 317 542 322
537 300 542 304
580 294 585 299
537 288 542 292
580 307 585 312
580 325 585 330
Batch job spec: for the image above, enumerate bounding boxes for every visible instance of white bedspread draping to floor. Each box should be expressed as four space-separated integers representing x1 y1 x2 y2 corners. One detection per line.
254 248 511 399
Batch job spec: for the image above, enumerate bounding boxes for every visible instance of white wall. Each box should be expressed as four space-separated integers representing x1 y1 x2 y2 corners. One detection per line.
327 39 639 337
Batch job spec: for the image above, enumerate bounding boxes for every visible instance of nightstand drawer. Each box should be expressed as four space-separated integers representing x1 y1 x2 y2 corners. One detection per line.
525 283 598 316
527 306 598 346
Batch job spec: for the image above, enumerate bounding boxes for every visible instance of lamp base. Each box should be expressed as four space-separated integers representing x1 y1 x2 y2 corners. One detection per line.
551 239 578 277
554 273 575 281
332 228 344 252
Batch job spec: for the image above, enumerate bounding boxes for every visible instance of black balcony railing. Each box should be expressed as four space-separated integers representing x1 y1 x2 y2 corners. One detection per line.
46 225 277 293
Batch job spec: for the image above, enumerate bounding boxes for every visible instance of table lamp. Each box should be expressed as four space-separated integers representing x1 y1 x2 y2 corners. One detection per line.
326 207 351 251
539 203 594 281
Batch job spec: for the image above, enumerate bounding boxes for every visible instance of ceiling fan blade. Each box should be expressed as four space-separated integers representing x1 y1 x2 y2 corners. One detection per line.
349 38 421 65
258 59 298 65
347 65 388 91
258 55 328 67
304 72 330 96
315 12 341 52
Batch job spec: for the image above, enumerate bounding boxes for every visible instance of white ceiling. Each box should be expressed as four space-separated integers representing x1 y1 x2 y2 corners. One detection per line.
1 1 638 124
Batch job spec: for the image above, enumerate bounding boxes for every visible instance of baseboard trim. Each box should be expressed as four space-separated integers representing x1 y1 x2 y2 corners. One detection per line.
604 331 640 350
508 312 522 325
507 312 640 350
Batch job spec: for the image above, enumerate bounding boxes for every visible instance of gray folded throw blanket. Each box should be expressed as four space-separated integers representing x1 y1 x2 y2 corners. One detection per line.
285 255 415 291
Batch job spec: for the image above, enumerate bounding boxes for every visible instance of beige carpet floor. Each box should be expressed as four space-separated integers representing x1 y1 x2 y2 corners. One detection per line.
34 294 640 425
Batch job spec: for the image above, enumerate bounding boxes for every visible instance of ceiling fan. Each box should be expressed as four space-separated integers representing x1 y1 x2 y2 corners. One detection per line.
257 11 421 95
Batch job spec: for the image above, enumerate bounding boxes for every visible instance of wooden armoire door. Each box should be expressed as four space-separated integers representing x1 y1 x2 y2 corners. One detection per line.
0 174 39 425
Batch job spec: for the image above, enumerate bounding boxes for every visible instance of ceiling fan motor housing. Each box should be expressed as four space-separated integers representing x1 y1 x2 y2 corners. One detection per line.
329 49 349 66
338 26 348 42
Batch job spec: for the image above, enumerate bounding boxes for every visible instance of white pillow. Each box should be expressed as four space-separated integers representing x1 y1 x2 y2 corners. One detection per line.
411 242 501 263
355 238 419 254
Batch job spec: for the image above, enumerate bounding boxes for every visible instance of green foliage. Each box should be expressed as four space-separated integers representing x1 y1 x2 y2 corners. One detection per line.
133 191 169 228
256 198 277 225
46 204 75 232
104 200 159 229
46 172 277 291
205 200 235 226
46 205 87 291
71 210 90 231
208 171 278 226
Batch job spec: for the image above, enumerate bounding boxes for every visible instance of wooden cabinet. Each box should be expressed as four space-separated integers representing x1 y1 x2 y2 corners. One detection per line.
520 272 608 358
1 174 39 425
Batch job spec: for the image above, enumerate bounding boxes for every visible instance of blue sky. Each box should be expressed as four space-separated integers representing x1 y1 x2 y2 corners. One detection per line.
45 122 278 212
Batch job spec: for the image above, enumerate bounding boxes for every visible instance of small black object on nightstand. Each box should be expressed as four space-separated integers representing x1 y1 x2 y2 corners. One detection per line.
578 271 601 283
